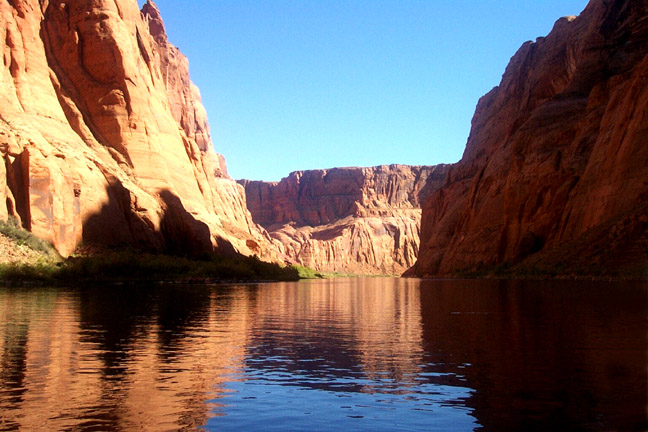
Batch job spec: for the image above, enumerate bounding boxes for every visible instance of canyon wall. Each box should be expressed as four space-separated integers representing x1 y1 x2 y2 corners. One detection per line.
409 0 648 278
240 165 449 275
0 0 276 258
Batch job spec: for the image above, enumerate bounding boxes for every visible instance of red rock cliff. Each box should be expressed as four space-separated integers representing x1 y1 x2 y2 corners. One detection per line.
0 0 274 258
409 0 648 278
240 165 449 275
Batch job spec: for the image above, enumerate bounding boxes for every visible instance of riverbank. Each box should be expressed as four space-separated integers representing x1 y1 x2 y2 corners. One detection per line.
0 251 301 286
0 225 300 285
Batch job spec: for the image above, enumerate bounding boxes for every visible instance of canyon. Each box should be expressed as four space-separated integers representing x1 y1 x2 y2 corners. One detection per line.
0 0 438 275
240 164 449 275
0 0 278 260
408 0 648 278
0 0 646 279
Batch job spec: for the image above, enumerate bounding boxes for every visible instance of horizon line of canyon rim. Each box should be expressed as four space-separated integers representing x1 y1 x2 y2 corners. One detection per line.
0 0 646 278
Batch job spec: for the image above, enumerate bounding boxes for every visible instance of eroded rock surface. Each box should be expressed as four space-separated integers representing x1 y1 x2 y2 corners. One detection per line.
409 0 648 278
240 165 449 275
0 0 274 258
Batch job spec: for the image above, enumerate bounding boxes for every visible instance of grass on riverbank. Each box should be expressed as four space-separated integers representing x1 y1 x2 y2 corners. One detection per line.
291 265 368 279
0 250 301 284
0 218 309 284
0 218 61 262
292 265 325 279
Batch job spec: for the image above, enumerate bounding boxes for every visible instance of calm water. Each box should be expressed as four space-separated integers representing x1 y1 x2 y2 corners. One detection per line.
0 278 646 431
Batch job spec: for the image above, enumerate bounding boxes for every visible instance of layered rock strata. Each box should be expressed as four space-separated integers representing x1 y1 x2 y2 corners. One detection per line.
240 165 449 275
409 0 648 278
0 0 275 258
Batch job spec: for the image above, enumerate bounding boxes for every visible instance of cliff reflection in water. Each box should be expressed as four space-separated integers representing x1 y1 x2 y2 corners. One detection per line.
0 286 254 431
240 278 428 391
415 279 648 431
0 280 434 431
0 279 646 431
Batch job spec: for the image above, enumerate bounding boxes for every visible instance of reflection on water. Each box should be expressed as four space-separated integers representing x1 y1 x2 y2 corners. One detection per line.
0 279 645 431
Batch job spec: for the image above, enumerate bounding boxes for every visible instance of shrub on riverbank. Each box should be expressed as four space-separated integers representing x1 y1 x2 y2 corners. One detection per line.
69 251 300 282
0 217 61 261
0 220 302 284
292 265 325 279
0 251 300 284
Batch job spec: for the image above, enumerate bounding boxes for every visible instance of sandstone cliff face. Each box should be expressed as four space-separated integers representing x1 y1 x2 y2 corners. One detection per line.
409 0 648 278
241 165 449 275
0 0 273 258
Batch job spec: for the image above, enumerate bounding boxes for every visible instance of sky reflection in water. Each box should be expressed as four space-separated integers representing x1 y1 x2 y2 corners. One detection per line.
206 278 477 431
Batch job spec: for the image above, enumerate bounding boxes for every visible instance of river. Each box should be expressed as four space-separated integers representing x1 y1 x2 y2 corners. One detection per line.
0 278 645 431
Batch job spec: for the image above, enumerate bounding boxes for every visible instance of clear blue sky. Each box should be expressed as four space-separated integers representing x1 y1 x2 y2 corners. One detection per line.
140 0 589 181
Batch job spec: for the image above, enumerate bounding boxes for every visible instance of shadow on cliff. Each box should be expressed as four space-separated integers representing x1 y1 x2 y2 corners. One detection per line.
82 181 236 257
158 189 236 257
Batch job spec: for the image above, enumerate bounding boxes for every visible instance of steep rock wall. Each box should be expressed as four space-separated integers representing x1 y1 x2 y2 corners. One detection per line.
409 0 648 278
0 0 275 258
241 165 449 275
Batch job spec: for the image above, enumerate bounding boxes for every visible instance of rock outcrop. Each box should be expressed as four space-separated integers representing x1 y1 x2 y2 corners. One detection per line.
0 0 274 258
409 0 648 278
240 165 449 275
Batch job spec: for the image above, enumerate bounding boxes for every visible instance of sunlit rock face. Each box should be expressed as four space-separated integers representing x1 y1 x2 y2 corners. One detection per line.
0 0 274 258
409 0 648 278
240 165 450 275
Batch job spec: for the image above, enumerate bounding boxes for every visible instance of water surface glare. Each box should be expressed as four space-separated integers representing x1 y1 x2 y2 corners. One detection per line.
0 278 645 431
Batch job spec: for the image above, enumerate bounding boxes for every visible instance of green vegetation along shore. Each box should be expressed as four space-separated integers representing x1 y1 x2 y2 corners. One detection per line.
0 219 302 284
0 251 302 285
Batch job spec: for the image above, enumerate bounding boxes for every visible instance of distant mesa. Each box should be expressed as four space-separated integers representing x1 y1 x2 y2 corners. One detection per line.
240 164 450 275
